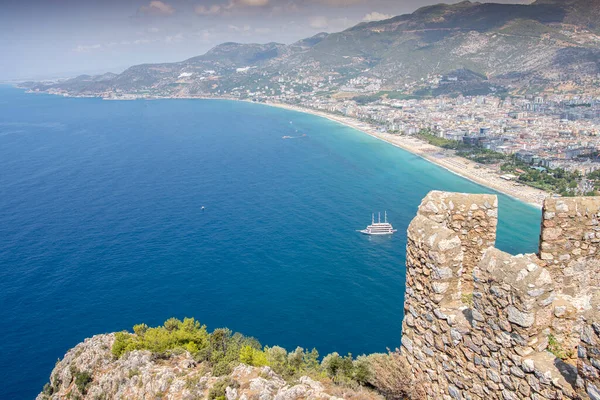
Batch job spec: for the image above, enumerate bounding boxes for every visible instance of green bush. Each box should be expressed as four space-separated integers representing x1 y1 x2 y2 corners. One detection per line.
42 383 53 396
239 345 268 366
208 377 238 400
353 356 372 384
74 371 92 394
111 318 375 391
263 345 322 379
128 369 140 378
111 318 268 379
265 346 288 374
212 360 233 377
112 318 210 358
321 352 357 384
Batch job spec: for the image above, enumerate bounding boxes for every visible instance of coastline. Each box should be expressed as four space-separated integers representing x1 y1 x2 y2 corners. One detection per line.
262 101 547 209
18 87 548 208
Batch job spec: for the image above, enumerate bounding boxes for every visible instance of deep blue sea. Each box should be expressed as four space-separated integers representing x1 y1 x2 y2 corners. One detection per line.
0 86 541 398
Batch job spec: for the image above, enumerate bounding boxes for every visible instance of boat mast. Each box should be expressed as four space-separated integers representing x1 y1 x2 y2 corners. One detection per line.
372 213 374 224
378 212 381 223
385 211 388 223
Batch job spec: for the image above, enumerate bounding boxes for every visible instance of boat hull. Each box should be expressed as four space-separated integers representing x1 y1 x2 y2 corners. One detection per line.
359 229 397 235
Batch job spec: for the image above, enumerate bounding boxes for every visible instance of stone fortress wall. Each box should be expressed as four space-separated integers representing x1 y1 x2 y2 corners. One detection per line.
400 191 600 400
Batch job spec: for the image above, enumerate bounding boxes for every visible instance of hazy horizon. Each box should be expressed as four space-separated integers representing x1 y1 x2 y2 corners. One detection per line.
2 0 532 81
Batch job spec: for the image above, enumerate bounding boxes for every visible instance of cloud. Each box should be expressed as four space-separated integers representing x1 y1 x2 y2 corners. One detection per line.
73 37 161 53
254 27 272 34
309 16 329 29
195 0 270 16
363 12 393 22
73 44 102 53
236 0 270 5
269 2 300 15
195 4 224 15
308 15 352 30
165 33 185 43
228 24 251 32
195 29 216 43
138 1 175 16
309 0 363 6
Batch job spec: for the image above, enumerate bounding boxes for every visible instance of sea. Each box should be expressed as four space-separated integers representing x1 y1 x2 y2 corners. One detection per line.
0 86 541 399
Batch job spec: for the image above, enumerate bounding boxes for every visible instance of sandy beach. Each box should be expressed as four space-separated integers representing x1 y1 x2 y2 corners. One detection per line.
266 101 547 208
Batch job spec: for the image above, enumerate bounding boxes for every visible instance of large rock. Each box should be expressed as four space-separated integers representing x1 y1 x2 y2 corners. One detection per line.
36 334 381 400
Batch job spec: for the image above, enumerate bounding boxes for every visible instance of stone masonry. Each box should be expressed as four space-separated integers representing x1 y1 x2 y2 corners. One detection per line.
401 191 600 400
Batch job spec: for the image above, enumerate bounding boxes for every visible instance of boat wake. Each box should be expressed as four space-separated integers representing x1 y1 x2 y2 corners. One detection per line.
282 134 307 139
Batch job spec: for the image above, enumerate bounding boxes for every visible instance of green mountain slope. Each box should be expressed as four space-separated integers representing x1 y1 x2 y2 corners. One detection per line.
26 0 600 97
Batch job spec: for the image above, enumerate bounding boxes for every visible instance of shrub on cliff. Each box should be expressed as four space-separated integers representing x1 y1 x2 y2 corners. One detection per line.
112 317 210 358
111 317 378 391
208 377 239 400
74 370 92 395
320 352 373 386
365 351 425 399
239 345 268 366
263 345 321 379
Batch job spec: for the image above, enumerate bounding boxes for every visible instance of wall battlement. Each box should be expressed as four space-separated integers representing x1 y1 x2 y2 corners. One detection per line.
401 191 600 400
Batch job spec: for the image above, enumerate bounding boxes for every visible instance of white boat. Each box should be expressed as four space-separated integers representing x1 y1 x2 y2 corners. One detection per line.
359 211 397 235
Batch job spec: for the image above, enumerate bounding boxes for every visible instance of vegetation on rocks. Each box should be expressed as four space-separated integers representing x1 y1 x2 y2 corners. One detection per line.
112 317 266 377
367 352 426 400
39 317 424 399
547 334 574 361
111 317 393 388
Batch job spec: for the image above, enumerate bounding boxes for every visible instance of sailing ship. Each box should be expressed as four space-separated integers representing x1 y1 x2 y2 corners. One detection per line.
358 211 397 235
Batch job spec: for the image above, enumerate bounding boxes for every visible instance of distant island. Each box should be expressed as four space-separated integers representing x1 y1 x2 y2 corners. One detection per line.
19 0 600 205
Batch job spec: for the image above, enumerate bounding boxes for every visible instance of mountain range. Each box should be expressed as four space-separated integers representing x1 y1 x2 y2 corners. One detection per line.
24 0 600 98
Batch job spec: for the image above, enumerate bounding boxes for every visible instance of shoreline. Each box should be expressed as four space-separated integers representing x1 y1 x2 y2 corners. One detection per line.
19 87 548 208
261 101 547 209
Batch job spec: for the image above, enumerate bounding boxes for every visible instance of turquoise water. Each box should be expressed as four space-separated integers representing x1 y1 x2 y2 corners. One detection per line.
0 86 541 398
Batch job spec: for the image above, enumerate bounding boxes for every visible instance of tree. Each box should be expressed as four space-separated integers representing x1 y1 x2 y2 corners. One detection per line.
265 346 288 374
353 355 372 384
133 324 148 336
303 348 320 371
288 347 304 372
239 345 268 367
164 318 181 332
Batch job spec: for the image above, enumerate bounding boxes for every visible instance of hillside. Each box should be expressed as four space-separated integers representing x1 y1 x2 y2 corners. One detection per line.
36 318 421 400
24 0 600 97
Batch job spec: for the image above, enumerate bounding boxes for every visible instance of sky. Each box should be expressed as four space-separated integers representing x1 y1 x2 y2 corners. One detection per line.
0 0 531 80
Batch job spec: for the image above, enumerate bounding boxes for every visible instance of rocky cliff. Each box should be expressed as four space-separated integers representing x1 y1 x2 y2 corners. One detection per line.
37 333 383 400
